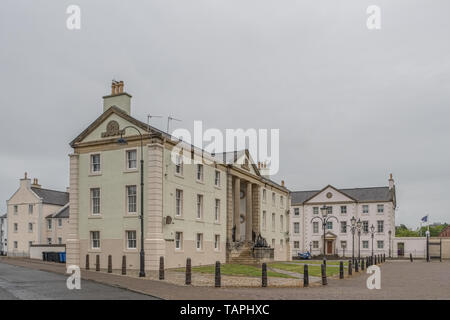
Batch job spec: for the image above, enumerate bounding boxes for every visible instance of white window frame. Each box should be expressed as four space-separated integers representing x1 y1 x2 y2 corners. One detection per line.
280 215 284 232
313 222 319 233
214 234 220 251
196 164 204 182
214 199 220 222
196 194 203 219
90 154 101 174
91 188 101 215
28 222 33 233
175 232 183 250
313 207 319 215
377 204 384 213
175 189 183 217
377 240 384 249
313 241 319 249
126 230 137 249
262 189 267 202
377 220 384 233
340 206 347 214
126 185 137 213
327 221 333 230
271 213 276 231
29 204 33 214
14 205 18 214
294 241 300 249
294 222 300 234
13 223 18 232
362 205 369 214
340 221 347 233
214 170 221 187
196 233 203 251
126 149 137 170
363 240 369 249
175 154 183 176
262 211 267 230
58 237 62 245
47 219 52 230
58 218 62 227
91 231 100 249
294 208 299 216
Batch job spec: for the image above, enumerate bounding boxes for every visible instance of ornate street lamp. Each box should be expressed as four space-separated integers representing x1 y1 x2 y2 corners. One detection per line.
388 230 392 258
342 241 347 258
117 126 145 277
311 205 338 261
357 219 362 261
369 224 376 259
350 216 356 264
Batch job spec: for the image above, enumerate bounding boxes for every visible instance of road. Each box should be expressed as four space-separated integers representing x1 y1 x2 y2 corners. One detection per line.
0 261 159 300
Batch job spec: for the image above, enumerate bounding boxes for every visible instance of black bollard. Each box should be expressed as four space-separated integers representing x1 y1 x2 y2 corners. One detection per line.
122 255 127 275
410 253 413 262
95 254 100 271
304 264 309 287
108 255 112 273
185 258 191 285
321 264 327 285
361 257 365 271
262 263 268 287
355 259 359 273
323 259 326 267
85 254 90 270
383 253 386 262
348 260 352 276
215 261 221 288
339 261 344 279
159 256 165 280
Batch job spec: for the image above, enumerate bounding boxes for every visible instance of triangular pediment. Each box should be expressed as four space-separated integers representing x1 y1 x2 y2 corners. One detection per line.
304 185 356 204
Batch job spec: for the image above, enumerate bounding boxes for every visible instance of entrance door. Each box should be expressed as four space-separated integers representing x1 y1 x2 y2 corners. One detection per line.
397 243 405 257
327 241 333 254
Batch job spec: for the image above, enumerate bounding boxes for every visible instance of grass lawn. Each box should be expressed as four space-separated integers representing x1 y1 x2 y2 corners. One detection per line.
268 262 342 277
292 260 349 267
173 264 295 278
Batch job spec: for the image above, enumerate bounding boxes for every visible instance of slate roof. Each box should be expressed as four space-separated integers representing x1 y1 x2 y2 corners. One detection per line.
291 186 394 205
53 204 69 218
31 187 69 206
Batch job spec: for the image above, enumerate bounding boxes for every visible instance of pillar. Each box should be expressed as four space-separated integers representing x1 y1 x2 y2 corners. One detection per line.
66 153 80 267
245 182 252 242
226 171 233 244
234 177 240 241
252 184 261 236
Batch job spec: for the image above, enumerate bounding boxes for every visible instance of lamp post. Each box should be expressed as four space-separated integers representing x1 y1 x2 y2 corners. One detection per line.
357 219 362 261
309 241 312 254
369 224 376 259
311 205 338 261
349 216 356 264
342 241 347 258
388 230 392 258
117 126 145 277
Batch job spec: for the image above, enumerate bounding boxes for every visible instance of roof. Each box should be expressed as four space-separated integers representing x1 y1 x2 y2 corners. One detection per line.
291 186 394 204
53 204 69 218
31 187 69 206
0 213 6 219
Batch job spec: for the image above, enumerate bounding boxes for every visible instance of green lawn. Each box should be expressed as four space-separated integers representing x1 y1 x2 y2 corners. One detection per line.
291 260 349 267
173 264 294 278
269 262 342 277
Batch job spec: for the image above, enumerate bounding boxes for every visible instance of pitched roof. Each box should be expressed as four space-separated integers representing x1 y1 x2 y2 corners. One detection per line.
31 187 69 206
291 186 394 204
53 204 69 218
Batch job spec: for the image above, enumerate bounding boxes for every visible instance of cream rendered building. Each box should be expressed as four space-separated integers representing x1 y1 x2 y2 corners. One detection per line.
290 175 396 259
0 213 7 255
6 174 69 256
66 81 290 271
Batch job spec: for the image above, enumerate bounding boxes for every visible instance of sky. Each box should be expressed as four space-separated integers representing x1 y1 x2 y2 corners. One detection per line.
1 0 449 229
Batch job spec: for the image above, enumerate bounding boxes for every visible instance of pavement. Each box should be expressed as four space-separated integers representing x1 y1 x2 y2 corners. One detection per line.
1 257 449 300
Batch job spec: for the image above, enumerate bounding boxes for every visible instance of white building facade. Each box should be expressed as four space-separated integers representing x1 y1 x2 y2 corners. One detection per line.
0 213 7 255
290 175 396 259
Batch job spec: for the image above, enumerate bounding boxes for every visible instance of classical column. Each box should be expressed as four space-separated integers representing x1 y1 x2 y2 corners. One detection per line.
66 153 80 267
245 182 252 242
252 184 261 236
145 135 166 271
234 177 240 241
226 171 233 244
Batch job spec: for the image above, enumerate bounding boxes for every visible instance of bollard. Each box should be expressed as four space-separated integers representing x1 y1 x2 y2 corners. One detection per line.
95 255 100 271
185 258 191 285
159 256 165 280
383 253 386 262
122 255 127 275
374 255 377 265
262 263 268 287
321 264 327 285
85 254 90 270
339 261 344 279
410 253 413 263
215 261 221 288
304 264 309 287
108 255 112 273
361 257 365 271
348 260 352 276
323 258 326 267
355 259 359 273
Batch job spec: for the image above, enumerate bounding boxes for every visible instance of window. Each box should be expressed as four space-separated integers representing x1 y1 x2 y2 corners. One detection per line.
340 221 347 233
215 199 220 222
294 208 299 216
196 164 204 181
29 204 33 214
327 221 333 230
214 235 220 251
58 218 62 227
327 206 333 214
175 232 183 250
377 204 384 213
28 223 33 232
280 215 284 232
90 154 101 173
14 241 18 249
175 154 183 175
196 195 203 219
47 219 52 230
294 241 300 249
14 205 18 214
377 240 384 249
313 222 319 233
280 239 284 249
362 205 369 214
196 233 203 250
272 193 276 205
272 239 275 248
126 231 137 249
175 189 183 217
91 231 100 249
214 170 221 187
13 223 18 232
262 189 267 202
91 188 100 215
377 220 384 233
47 238 52 245
127 186 137 213
313 207 319 215
126 150 137 169
294 222 300 234
340 206 347 214
272 213 276 231
341 240 347 248
280 196 284 208
58 237 62 245
262 211 267 230
313 241 319 249
363 221 369 233
363 241 369 249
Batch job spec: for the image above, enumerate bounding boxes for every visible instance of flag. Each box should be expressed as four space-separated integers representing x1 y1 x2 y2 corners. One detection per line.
421 215 428 223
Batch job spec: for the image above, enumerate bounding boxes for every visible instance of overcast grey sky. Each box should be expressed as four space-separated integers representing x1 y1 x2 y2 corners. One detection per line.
1 0 449 228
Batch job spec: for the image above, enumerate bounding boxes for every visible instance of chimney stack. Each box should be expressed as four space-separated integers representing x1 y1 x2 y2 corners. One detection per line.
31 178 41 188
281 180 285 187
20 172 31 189
103 80 132 114
388 173 395 190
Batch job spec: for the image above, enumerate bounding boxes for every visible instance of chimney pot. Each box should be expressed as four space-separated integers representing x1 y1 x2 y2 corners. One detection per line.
281 180 285 187
24 172 27 179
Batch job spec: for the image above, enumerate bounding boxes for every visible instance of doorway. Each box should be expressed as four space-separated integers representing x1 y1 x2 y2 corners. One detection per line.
327 240 333 254
397 243 405 257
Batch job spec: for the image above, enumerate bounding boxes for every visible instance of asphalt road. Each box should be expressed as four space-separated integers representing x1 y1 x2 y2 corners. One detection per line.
0 261 159 300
